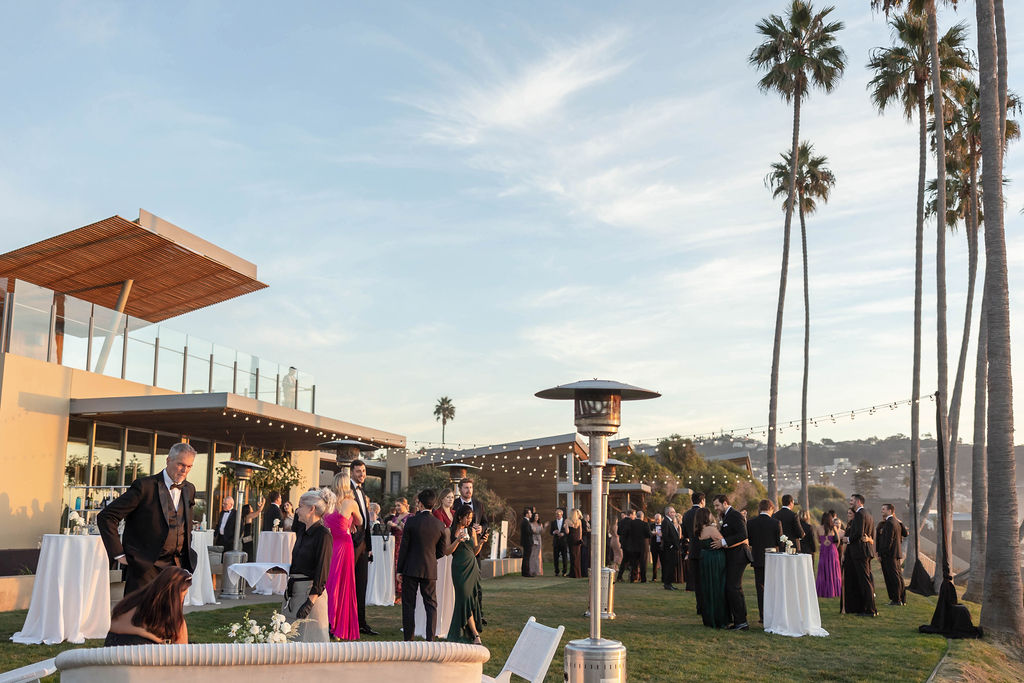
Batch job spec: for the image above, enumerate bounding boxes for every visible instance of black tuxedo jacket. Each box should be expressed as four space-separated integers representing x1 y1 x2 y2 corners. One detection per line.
396 510 456 580
660 517 681 552
97 473 196 574
680 506 701 558
627 517 651 553
453 498 488 532
650 522 663 549
350 482 371 549
877 516 906 558
845 507 876 559
261 504 283 531
520 518 534 547
214 509 239 549
549 518 569 545
719 506 748 547
747 513 783 568
772 507 805 547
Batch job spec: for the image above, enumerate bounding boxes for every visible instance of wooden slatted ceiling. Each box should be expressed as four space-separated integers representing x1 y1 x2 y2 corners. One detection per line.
0 215 267 322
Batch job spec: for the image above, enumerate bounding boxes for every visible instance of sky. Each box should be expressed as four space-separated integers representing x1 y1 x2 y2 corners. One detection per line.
1 1 1023 452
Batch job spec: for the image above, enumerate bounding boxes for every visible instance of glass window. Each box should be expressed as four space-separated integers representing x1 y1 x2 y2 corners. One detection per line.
211 344 236 393
257 360 279 404
185 336 212 395
188 438 211 521
155 327 186 392
124 317 158 386
154 433 182 475
125 430 153 484
65 419 91 487
54 295 92 371
212 442 235 516
90 305 126 379
91 424 124 487
8 280 53 361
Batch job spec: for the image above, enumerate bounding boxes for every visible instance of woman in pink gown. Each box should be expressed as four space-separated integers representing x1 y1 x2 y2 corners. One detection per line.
324 472 363 640
816 510 842 598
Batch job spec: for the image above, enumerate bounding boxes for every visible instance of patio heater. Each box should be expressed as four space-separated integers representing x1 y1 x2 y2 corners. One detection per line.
580 457 631 621
437 461 481 485
536 380 659 683
318 439 376 477
219 460 266 600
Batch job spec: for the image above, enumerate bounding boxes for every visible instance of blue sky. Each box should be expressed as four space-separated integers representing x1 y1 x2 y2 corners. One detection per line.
2 1 1023 450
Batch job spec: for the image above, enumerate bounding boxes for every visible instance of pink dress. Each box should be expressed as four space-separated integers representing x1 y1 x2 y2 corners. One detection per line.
324 511 359 640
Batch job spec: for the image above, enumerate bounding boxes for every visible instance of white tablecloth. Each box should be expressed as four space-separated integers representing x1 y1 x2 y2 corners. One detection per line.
227 562 291 589
186 530 218 606
414 554 454 638
764 552 829 637
254 531 296 595
365 535 395 606
11 534 111 644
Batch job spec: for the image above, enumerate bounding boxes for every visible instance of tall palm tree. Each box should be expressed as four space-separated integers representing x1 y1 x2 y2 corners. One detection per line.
765 142 836 512
433 396 455 449
975 0 1024 644
866 10 969 569
750 0 846 502
962 294 987 602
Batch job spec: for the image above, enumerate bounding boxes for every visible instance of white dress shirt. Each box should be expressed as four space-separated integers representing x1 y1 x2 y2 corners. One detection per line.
162 469 182 509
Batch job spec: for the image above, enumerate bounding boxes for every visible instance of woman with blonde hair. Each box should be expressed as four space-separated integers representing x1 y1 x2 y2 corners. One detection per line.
323 472 362 640
567 508 584 578
433 488 456 528
284 487 335 641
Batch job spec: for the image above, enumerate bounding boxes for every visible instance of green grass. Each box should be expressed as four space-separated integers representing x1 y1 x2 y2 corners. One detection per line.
0 565 994 682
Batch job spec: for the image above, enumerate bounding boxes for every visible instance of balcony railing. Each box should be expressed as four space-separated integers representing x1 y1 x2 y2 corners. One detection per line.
0 278 316 412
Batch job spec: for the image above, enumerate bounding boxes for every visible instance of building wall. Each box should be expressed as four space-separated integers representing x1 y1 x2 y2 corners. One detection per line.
0 353 175 550
289 449 322 501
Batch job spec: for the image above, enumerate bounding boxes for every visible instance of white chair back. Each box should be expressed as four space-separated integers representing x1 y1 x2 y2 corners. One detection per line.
486 616 564 683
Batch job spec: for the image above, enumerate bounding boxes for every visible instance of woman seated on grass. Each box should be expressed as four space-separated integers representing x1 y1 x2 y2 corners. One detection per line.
105 566 191 645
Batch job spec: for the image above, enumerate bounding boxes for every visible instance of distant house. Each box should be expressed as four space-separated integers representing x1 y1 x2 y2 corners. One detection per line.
703 451 753 477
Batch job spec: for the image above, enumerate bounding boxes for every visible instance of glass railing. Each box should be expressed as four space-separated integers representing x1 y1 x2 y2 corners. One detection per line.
1 279 316 412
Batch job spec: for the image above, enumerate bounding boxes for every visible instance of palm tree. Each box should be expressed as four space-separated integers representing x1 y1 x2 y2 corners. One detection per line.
433 396 456 449
866 10 969 569
765 142 836 512
962 293 987 602
750 0 846 502
975 0 1024 644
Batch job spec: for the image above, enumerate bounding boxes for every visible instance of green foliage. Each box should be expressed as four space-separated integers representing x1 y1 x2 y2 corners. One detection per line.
808 484 846 508
852 459 881 501
218 449 303 500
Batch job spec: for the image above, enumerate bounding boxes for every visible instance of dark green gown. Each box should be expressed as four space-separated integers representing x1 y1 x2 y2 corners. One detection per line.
699 538 729 628
447 535 483 642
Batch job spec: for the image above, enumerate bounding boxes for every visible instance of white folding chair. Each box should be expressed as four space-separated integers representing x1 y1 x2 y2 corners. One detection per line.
482 616 565 683
0 657 57 683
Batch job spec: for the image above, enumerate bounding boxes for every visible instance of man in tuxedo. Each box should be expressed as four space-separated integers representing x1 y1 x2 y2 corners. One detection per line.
350 460 378 635
453 478 489 559
772 494 804 552
616 509 637 582
747 498 783 624
650 513 663 582
660 507 680 590
713 494 749 630
842 493 878 616
261 490 283 531
632 511 652 582
680 492 705 611
98 443 198 595
520 507 534 576
549 507 569 576
396 489 457 641
213 495 237 549
877 503 907 606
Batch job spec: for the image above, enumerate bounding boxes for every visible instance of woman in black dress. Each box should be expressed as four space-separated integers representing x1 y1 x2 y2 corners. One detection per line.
283 488 335 641
105 566 192 645
567 508 584 578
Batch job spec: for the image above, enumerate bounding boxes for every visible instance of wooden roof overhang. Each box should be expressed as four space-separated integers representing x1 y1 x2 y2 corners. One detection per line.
0 210 267 322
69 393 406 452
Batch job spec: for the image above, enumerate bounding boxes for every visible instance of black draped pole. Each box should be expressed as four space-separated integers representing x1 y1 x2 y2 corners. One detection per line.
908 396 935 596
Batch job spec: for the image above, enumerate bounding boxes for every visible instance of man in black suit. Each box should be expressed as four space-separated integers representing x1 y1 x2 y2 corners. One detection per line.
616 509 636 582
453 478 489 560
650 513 663 582
713 494 749 630
213 495 237 549
549 507 569 576
659 506 680 590
98 443 198 595
772 494 805 552
842 493 878 616
680 492 705 612
396 489 457 641
877 503 907 606
747 498 783 623
261 490 284 531
520 507 534 577
632 511 652 582
350 460 377 635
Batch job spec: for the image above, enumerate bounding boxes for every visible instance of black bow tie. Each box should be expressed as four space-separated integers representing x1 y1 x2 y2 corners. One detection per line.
169 482 183 490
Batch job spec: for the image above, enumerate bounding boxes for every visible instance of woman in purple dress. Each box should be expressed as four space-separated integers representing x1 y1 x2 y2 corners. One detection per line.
324 472 363 640
816 510 842 598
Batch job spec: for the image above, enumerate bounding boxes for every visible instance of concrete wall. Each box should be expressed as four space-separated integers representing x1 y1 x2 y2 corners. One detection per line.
0 353 175 550
289 449 322 500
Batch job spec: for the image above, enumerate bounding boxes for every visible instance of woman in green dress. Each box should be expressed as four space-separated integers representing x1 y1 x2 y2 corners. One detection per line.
447 504 488 644
695 507 729 629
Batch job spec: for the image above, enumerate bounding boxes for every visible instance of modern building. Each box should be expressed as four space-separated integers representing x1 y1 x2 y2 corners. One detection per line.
0 210 404 573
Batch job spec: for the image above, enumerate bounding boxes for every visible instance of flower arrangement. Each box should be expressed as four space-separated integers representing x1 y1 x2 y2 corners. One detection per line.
68 511 85 534
779 534 794 553
222 610 294 644
272 518 280 532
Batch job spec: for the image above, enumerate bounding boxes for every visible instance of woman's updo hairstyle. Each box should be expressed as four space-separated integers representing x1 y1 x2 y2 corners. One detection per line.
299 487 337 517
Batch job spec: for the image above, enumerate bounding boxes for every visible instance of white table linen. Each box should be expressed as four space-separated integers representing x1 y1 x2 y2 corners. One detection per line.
11 534 111 644
763 552 829 637
254 531 296 595
227 562 291 589
365 535 395 606
414 554 454 639
186 530 218 606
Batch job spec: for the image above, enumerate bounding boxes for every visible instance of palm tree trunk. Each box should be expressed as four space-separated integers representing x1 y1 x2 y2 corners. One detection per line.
767 92 800 503
977 0 1024 646
963 291 987 602
907 82 927 569
995 0 1007 141
926 0 951 593
799 197 810 512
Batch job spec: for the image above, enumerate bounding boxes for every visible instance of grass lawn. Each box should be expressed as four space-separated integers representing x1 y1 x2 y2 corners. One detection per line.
0 564 1003 682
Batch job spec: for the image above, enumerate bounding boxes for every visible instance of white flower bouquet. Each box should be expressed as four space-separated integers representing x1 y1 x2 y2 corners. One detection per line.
67 511 85 534
272 518 280 532
222 610 294 644
779 534 795 554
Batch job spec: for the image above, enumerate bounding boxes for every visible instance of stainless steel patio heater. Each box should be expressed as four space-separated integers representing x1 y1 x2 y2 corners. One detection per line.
219 459 266 600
